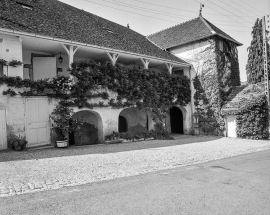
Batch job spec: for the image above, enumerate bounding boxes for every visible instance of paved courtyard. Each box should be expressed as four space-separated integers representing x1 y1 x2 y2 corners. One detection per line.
0 135 270 197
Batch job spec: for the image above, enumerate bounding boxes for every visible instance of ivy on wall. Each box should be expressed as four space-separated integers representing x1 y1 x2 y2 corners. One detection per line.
236 97 269 139
222 84 269 140
192 36 241 134
0 60 191 129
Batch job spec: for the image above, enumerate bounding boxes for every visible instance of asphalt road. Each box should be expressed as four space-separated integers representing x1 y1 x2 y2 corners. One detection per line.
1 150 270 215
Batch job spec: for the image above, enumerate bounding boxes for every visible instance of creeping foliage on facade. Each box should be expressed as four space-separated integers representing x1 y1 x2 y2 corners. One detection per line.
192 37 241 134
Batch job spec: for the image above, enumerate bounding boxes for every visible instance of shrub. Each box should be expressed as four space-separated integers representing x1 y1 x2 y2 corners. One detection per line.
7 133 27 151
105 128 172 142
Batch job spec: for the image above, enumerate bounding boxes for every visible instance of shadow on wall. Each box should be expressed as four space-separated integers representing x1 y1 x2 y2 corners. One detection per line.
119 107 149 133
69 110 103 145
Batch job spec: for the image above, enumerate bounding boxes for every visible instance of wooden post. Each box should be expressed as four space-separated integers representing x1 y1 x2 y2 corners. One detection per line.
262 16 269 102
140 58 150 69
61 44 79 68
262 16 270 134
106 52 119 66
165 63 174 74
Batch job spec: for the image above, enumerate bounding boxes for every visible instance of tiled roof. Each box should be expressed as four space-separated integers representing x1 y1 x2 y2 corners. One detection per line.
0 0 187 64
221 84 264 115
147 16 242 49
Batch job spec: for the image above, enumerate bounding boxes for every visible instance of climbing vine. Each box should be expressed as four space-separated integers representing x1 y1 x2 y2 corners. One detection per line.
192 37 240 134
236 96 269 139
0 60 191 130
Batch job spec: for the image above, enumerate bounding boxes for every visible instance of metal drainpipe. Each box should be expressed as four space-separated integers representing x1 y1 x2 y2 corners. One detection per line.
189 66 194 134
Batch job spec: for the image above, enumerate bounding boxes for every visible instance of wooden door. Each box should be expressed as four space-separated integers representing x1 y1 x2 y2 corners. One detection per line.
226 115 237 138
26 98 50 147
0 110 7 150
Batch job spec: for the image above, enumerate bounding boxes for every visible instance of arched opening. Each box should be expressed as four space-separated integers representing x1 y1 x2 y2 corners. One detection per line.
170 106 184 134
118 115 128 133
119 107 148 133
69 110 103 145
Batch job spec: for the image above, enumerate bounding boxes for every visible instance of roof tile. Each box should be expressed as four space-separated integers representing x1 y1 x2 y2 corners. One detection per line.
147 16 242 49
0 0 187 64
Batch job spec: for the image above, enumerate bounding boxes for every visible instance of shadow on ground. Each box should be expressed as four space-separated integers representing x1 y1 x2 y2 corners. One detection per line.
0 135 222 162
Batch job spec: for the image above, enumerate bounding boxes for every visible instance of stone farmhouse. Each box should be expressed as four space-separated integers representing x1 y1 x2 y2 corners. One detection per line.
0 0 242 150
148 15 242 136
0 0 192 149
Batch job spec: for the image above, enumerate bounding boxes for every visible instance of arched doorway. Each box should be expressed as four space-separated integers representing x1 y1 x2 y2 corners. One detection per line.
118 116 128 133
170 106 183 134
119 107 148 133
69 110 103 145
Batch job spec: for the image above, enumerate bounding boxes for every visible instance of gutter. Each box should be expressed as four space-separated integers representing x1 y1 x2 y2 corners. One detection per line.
189 65 194 133
0 28 191 67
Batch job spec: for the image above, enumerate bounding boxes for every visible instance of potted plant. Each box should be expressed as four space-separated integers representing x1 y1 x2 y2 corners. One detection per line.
7 133 27 151
50 104 81 148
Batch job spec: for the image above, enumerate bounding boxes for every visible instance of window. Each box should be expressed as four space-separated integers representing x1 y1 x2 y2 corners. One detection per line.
219 41 223 51
0 64 3 77
173 69 184 76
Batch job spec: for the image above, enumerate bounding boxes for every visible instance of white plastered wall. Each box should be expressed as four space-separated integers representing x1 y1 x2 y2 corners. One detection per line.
0 84 26 139
169 40 212 133
0 33 23 78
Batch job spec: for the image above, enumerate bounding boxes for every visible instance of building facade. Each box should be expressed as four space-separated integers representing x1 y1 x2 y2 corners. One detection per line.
0 0 192 149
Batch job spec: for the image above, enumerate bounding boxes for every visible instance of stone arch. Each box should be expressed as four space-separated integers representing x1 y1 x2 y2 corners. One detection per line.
167 106 187 134
69 110 103 145
118 107 149 133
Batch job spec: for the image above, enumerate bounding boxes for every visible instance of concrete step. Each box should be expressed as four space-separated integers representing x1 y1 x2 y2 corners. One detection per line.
27 144 54 151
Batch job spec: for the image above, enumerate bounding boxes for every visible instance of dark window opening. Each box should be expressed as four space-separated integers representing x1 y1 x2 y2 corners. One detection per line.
0 64 3 77
173 69 184 76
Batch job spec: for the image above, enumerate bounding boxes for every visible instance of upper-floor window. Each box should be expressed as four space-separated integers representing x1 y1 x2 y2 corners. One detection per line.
219 41 223 52
173 69 184 76
0 64 3 77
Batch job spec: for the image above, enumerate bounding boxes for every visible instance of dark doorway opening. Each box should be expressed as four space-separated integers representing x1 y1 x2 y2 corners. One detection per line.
170 106 183 134
118 116 128 132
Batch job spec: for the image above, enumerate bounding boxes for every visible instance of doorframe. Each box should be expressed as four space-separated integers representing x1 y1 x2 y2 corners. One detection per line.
170 106 184 134
25 97 50 147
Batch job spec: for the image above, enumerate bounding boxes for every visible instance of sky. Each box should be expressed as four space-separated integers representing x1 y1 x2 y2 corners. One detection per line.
59 0 270 82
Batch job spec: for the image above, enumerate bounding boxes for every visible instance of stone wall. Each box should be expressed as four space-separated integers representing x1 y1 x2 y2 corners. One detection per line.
170 37 241 134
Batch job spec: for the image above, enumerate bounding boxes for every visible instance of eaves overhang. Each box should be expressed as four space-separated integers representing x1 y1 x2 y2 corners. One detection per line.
0 28 191 67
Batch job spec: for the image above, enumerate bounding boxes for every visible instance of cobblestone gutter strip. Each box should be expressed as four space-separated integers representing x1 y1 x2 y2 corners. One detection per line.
0 138 270 197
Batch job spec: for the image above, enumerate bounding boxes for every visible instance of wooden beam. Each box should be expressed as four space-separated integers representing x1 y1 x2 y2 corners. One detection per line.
165 63 174 74
140 58 151 69
106 52 119 66
61 44 79 67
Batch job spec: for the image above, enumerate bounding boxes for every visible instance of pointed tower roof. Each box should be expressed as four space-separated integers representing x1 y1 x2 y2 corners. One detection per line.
147 16 242 49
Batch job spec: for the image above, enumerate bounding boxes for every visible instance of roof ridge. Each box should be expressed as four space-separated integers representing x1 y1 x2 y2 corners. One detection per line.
201 17 242 46
147 17 199 37
199 16 216 35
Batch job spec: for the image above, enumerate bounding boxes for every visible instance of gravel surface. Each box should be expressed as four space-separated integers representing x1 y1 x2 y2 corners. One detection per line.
0 136 270 197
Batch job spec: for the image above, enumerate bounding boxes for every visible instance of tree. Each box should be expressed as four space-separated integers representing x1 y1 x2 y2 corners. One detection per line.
246 18 270 84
